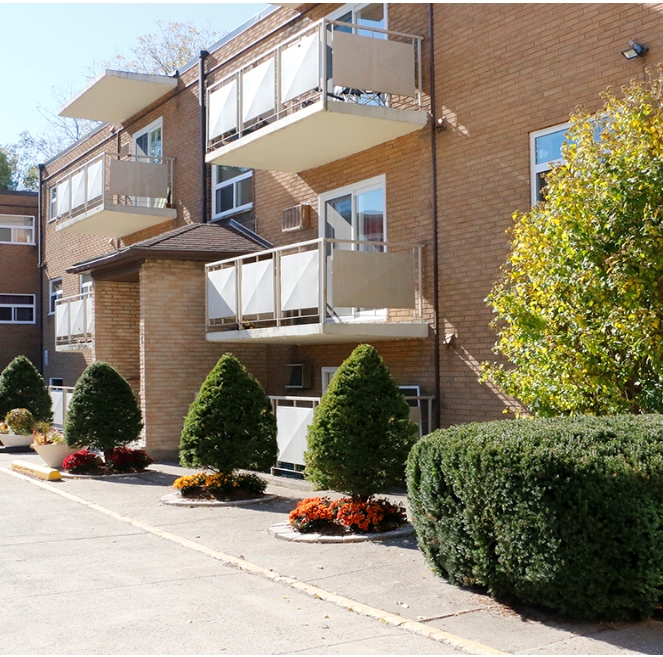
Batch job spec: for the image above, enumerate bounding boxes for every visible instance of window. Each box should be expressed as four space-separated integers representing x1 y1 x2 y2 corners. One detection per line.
80 274 93 295
49 378 64 388
321 367 339 394
0 215 35 244
49 278 62 315
49 187 58 222
319 174 386 249
531 123 571 205
0 294 35 323
212 166 253 219
133 118 163 161
329 3 387 36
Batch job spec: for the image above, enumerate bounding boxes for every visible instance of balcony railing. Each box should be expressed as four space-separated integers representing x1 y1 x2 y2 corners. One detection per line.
206 18 423 154
53 152 175 235
49 386 75 428
55 292 93 348
206 237 424 333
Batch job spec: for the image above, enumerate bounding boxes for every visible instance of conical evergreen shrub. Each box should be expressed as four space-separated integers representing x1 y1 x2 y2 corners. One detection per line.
305 344 419 498
65 362 143 457
179 353 277 473
0 355 52 422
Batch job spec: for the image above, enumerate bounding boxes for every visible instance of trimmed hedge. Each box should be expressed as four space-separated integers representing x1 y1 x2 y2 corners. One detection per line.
406 415 663 621
0 355 52 422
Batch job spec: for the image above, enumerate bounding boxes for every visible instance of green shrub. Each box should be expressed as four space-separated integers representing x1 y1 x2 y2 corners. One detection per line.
179 353 277 473
406 415 663 621
0 355 52 422
65 362 143 458
5 408 35 435
305 344 418 498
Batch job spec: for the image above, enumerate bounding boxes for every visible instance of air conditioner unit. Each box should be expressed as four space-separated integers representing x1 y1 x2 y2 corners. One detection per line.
282 204 311 232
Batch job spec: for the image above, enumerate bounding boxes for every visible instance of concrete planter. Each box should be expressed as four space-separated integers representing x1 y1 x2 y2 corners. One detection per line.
32 443 79 469
1 433 33 448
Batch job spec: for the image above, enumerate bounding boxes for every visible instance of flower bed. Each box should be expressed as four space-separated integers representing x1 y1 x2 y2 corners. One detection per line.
62 447 153 475
172 472 267 502
289 496 407 534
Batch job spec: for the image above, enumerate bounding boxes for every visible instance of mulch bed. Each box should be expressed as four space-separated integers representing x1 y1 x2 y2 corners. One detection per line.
180 486 268 502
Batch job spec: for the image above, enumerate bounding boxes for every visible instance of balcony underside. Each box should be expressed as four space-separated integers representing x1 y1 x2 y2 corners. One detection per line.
206 321 429 344
56 205 177 238
206 101 428 173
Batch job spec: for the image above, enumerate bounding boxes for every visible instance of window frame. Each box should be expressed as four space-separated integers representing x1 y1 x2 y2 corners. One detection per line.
49 377 64 388
49 186 58 222
212 165 254 220
80 273 93 296
327 3 388 32
530 122 572 206
49 278 63 316
0 214 35 245
0 294 36 324
132 117 163 160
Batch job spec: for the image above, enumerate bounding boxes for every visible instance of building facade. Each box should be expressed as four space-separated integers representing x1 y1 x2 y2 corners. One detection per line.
39 3 661 462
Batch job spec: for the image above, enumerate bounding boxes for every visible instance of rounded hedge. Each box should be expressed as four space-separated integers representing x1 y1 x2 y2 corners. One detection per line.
0 355 52 422
406 415 663 621
179 353 277 473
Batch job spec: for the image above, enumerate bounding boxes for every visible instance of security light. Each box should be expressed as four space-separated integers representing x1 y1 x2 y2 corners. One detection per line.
622 41 647 60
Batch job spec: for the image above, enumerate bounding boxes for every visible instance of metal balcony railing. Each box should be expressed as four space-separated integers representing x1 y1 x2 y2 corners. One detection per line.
206 237 424 331
207 18 423 152
55 292 93 347
53 152 175 224
49 386 75 428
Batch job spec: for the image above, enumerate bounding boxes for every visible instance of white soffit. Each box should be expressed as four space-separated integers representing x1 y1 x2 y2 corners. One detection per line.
59 70 178 124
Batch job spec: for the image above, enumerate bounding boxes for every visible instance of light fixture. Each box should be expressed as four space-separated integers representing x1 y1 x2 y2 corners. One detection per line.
622 40 647 60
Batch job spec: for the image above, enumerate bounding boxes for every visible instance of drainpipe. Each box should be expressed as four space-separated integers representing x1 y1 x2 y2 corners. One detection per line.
37 163 45 375
199 49 209 223
429 3 441 429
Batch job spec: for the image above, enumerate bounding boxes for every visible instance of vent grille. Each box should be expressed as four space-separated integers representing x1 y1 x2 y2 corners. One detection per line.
282 204 311 232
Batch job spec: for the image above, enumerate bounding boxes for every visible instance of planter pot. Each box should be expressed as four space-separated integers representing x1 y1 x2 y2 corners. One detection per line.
32 443 79 469
1 433 33 448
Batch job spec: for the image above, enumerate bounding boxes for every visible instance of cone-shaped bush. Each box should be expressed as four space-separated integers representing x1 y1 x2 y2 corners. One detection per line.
305 344 418 498
65 362 143 457
0 355 52 422
179 353 277 473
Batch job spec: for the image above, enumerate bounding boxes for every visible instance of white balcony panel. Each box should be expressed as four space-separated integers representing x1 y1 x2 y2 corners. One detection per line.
280 250 319 311
276 405 314 466
208 267 237 320
51 390 64 427
242 58 275 124
332 250 415 309
241 259 275 315
332 31 415 97
209 80 238 139
281 33 320 103
59 69 178 123
87 160 104 200
206 101 428 173
55 304 70 339
71 170 86 209
57 179 71 216
70 299 86 336
56 205 177 238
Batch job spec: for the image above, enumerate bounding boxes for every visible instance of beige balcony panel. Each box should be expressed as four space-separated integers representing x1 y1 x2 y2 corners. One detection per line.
332 31 415 98
206 100 428 173
332 250 415 310
56 205 177 238
109 159 168 198
59 70 178 123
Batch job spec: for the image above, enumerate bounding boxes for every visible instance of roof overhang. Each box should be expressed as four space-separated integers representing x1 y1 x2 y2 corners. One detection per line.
59 70 178 124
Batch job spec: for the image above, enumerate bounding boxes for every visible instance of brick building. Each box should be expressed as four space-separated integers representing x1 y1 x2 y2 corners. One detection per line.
0 190 40 372
39 3 661 462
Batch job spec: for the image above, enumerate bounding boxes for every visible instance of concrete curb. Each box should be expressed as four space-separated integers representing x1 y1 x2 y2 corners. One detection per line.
11 459 61 481
161 492 278 507
268 520 415 543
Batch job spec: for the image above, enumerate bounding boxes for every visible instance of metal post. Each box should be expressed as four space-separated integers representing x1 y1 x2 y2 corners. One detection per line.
321 21 328 112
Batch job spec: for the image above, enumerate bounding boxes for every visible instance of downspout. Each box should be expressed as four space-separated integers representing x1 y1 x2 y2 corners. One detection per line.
429 3 441 429
38 164 45 375
199 49 209 223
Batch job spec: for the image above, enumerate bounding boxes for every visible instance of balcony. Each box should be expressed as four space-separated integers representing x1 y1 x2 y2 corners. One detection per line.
206 238 428 344
55 292 93 350
205 19 427 173
53 153 176 238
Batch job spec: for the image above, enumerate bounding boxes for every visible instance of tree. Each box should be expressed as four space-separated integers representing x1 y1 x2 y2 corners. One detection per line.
305 344 418 499
179 354 277 473
0 355 52 422
0 148 15 191
65 362 143 457
482 68 663 416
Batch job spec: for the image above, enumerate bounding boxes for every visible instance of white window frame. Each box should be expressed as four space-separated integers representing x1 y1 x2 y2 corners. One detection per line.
132 117 163 160
0 214 35 245
80 274 93 296
318 174 387 241
327 3 388 32
212 166 253 220
0 294 36 324
49 186 58 222
49 377 64 388
49 278 62 316
530 122 571 206
321 367 339 394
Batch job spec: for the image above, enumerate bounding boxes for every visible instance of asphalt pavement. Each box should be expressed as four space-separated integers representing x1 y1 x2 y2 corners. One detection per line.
1 451 663 655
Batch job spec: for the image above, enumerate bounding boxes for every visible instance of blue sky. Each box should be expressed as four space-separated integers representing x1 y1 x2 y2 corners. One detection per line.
0 2 268 146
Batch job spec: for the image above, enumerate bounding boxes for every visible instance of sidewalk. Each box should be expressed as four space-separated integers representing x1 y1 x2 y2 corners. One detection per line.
2 451 663 655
